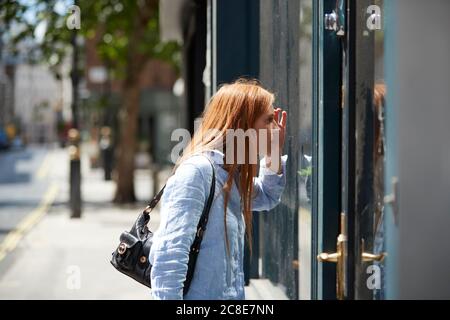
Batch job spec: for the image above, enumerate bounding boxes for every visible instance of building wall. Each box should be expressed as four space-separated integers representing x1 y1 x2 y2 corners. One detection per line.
390 0 450 299
14 62 72 144
0 65 14 128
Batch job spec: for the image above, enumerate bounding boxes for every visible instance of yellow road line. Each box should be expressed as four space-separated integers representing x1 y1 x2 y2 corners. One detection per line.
0 182 59 262
35 152 53 180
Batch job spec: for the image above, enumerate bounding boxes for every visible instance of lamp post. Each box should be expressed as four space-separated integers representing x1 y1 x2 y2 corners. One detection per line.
69 4 82 218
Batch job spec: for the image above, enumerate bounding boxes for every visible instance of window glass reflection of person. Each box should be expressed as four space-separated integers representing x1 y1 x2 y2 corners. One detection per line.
373 83 386 299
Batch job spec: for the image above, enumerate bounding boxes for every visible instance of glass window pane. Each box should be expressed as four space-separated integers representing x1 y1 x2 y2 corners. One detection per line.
298 0 314 300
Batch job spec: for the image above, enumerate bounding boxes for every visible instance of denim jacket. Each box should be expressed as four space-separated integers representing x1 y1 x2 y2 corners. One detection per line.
149 149 288 300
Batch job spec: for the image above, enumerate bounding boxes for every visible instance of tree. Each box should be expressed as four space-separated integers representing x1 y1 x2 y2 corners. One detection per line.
1 0 180 203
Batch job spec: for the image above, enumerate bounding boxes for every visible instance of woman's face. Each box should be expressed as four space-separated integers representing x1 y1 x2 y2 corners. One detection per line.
253 105 275 156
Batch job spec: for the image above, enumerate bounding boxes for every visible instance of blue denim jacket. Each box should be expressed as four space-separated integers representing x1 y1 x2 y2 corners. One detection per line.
149 149 288 300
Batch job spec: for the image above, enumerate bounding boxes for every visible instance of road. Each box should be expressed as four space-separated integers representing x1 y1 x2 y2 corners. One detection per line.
0 145 60 260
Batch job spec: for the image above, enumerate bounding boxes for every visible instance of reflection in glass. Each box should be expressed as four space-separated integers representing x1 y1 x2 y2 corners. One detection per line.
298 0 314 300
367 0 386 300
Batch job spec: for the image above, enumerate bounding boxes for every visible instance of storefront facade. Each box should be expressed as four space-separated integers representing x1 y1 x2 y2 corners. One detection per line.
164 0 450 300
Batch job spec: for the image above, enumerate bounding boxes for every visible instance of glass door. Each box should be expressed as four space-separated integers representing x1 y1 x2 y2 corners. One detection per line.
316 0 450 300
312 0 342 300
344 0 387 300
316 0 387 300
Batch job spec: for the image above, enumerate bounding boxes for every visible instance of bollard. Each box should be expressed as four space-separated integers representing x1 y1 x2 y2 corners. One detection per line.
68 128 82 218
99 126 113 181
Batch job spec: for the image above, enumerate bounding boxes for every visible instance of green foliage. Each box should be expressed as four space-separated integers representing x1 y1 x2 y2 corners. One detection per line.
79 0 181 76
1 0 181 79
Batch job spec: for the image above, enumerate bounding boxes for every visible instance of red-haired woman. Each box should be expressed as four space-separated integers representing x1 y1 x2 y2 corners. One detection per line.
149 79 288 300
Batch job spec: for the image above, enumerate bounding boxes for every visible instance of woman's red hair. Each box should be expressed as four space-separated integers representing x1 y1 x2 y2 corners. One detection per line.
175 78 275 258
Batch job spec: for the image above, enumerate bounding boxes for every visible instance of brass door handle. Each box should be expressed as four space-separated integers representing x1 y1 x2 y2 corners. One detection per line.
362 252 386 262
317 214 388 300
361 239 387 262
317 252 339 262
317 233 347 299
317 238 386 300
317 213 347 299
320 250 385 262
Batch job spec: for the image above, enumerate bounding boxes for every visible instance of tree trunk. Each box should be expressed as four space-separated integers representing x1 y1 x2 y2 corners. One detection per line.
113 0 158 204
113 82 140 203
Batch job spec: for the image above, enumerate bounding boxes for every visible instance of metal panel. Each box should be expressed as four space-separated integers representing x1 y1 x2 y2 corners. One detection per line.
317 0 342 300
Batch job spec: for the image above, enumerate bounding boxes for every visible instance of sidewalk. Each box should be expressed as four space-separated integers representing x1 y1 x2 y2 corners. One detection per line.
0 146 165 299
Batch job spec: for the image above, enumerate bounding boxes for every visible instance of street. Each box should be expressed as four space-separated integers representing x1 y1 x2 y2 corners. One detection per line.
0 146 52 247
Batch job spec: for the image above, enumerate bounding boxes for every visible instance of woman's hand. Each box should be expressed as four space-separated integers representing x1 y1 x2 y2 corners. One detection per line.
266 107 287 173
273 108 287 154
